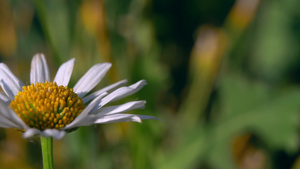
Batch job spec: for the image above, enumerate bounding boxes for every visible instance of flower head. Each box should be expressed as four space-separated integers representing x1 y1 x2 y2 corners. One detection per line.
0 54 158 139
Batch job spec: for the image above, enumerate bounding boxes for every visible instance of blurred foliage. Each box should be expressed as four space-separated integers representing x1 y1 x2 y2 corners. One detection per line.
0 0 300 169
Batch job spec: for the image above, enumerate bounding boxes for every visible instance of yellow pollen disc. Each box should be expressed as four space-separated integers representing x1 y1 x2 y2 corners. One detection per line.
10 81 85 130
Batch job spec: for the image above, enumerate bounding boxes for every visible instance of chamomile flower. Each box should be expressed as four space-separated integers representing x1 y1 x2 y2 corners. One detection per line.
0 53 157 139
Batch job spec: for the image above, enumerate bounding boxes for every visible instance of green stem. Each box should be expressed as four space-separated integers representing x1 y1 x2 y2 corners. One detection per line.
41 137 54 169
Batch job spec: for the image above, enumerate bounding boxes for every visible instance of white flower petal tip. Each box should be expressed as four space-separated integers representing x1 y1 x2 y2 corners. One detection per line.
0 79 16 100
98 80 147 108
54 58 75 86
23 128 66 140
0 99 28 129
30 53 51 84
0 63 24 99
0 92 10 103
93 114 143 124
132 116 142 123
93 113 161 124
22 128 39 138
74 63 112 98
82 79 128 103
42 129 66 139
95 100 147 116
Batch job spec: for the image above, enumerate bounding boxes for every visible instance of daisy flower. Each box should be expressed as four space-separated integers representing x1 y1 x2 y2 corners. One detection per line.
0 53 158 140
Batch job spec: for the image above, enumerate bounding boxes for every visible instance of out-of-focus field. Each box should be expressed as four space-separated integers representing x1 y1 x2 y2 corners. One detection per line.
0 0 300 169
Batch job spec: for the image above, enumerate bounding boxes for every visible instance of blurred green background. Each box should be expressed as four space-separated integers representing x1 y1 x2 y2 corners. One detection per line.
0 0 300 168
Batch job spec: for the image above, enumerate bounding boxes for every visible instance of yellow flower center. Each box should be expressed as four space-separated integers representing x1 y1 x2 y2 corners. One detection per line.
10 81 85 130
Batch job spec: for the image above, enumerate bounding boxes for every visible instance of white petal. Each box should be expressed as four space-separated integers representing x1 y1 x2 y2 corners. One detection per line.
0 121 16 128
0 112 21 128
0 63 24 99
0 79 15 100
73 114 142 127
23 128 66 140
53 58 75 86
41 129 66 139
30 53 51 84
0 100 27 129
0 109 24 129
74 101 147 126
82 79 128 103
93 101 146 116
22 128 40 138
74 63 111 98
78 113 160 127
97 80 147 109
94 114 142 124
0 92 10 103
63 92 108 129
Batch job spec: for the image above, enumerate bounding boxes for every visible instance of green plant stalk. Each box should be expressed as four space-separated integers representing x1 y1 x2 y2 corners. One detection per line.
41 137 54 169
